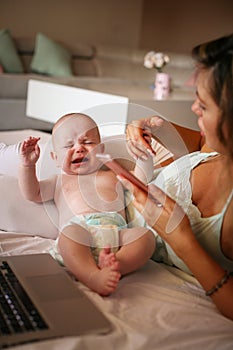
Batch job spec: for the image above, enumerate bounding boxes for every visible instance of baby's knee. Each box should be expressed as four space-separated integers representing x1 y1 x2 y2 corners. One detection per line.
119 226 154 246
61 223 92 246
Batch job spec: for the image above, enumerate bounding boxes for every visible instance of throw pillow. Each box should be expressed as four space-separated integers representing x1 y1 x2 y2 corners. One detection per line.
31 33 73 77
0 28 24 73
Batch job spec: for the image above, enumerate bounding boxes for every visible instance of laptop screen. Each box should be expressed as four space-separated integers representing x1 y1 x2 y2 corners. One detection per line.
26 80 129 137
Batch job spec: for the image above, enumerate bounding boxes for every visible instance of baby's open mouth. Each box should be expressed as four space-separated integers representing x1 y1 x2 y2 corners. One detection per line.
72 157 88 164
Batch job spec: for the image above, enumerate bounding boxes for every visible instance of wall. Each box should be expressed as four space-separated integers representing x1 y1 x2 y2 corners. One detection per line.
0 0 232 53
0 0 143 48
140 0 233 53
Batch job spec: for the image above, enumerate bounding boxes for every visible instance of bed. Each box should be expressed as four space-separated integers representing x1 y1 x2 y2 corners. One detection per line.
0 129 232 350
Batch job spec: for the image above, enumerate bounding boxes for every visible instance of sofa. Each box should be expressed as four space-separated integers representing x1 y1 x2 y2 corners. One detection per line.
0 32 196 131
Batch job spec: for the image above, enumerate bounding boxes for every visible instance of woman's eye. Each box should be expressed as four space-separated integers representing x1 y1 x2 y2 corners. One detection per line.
196 98 206 111
199 103 206 111
84 140 94 144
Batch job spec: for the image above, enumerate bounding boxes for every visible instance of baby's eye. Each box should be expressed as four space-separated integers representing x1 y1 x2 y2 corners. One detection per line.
83 140 94 144
63 143 73 149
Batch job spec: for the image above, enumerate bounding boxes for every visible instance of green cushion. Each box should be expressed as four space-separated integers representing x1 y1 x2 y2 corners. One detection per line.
31 33 73 77
0 28 24 73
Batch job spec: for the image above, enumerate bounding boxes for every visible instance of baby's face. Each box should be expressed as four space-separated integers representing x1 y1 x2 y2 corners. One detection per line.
52 116 104 175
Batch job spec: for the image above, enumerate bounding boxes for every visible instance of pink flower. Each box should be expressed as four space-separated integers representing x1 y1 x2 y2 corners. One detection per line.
144 51 170 72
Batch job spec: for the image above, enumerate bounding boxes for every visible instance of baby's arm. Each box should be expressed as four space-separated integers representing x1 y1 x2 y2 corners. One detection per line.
133 151 153 184
126 130 154 184
18 136 42 202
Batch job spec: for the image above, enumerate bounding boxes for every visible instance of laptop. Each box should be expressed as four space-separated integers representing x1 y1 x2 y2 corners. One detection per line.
0 253 112 348
26 79 129 137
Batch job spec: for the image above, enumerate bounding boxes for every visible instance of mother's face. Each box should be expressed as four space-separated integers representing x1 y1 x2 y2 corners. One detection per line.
191 70 228 155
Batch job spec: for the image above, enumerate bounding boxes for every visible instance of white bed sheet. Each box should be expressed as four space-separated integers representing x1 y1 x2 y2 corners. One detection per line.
0 230 232 350
0 129 232 349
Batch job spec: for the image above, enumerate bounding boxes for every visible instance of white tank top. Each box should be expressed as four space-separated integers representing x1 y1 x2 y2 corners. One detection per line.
153 151 233 273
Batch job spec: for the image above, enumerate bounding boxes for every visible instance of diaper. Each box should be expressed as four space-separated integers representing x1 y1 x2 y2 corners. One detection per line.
51 212 127 264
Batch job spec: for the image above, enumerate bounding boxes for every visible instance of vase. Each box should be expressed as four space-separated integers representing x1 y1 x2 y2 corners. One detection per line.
154 72 170 100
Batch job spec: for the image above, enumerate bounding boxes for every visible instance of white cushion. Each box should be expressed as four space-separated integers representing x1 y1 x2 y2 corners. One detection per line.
0 174 58 238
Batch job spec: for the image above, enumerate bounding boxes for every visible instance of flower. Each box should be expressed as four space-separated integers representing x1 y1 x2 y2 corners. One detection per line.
144 51 170 72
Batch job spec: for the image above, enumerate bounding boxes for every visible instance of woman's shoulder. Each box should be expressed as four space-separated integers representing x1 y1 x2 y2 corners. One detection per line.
167 150 218 170
200 144 215 153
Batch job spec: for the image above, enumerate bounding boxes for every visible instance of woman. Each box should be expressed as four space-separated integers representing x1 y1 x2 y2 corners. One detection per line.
121 34 233 319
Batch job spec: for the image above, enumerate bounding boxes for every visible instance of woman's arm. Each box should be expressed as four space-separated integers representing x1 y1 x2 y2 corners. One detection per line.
126 117 205 160
118 178 233 320
133 152 154 184
171 123 204 153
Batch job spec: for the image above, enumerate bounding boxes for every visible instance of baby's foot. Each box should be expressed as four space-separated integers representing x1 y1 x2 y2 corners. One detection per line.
98 247 119 269
88 264 121 296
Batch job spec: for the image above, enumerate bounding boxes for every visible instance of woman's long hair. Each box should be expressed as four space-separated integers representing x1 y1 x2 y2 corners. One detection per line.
192 34 233 158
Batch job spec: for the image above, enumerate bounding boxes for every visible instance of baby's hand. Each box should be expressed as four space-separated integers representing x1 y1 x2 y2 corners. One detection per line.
19 137 41 166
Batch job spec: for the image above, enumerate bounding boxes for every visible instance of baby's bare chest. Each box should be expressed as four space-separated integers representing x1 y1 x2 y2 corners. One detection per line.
55 172 125 215
62 174 118 200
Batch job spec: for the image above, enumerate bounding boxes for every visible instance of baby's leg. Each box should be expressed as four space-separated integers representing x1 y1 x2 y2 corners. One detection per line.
98 246 120 269
58 225 121 295
116 227 156 275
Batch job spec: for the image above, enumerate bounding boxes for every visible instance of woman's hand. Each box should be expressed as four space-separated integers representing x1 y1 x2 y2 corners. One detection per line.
126 116 164 160
118 176 194 256
119 176 233 320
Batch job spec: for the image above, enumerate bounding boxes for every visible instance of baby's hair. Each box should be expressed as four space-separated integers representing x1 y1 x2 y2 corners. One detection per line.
51 113 101 150
53 113 98 133
54 112 100 136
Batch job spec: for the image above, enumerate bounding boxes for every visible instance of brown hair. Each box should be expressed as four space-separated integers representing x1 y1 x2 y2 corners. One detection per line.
53 113 101 139
192 34 233 158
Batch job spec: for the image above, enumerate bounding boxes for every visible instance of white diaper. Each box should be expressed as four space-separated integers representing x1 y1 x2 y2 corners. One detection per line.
51 212 127 264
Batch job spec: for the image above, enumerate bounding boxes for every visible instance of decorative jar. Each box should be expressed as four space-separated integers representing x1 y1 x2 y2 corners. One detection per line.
154 72 170 100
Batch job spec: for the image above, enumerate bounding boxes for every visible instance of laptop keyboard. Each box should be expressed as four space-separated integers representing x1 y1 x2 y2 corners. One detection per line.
0 261 48 336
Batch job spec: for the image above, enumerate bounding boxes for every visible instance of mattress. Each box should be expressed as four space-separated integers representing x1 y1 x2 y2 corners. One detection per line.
0 129 232 349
